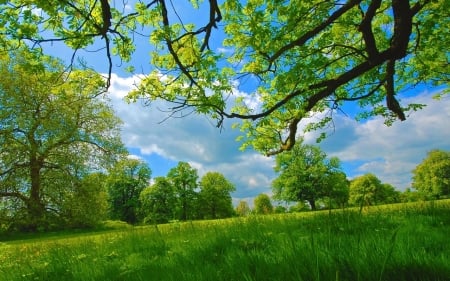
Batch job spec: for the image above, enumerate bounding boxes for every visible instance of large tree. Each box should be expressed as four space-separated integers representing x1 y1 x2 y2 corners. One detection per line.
106 158 151 224
412 150 450 199
140 177 176 224
167 162 198 221
0 1 448 155
349 173 399 207
198 171 235 219
0 48 124 231
272 140 345 210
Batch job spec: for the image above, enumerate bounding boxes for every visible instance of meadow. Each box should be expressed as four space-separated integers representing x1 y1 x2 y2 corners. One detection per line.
1 200 449 281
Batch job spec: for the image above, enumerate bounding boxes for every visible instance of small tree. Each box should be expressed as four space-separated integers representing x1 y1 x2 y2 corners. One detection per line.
167 162 199 221
254 194 273 215
412 150 450 199
349 174 399 207
140 177 176 224
272 140 346 210
235 200 251 217
106 158 151 224
198 172 236 219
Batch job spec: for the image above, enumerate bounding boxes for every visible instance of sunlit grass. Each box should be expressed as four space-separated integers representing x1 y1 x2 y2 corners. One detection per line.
1 200 449 280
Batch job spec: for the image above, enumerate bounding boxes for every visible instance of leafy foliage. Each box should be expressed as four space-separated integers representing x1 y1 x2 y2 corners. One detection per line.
106 158 151 224
235 200 251 217
1 0 448 155
166 162 199 221
198 172 236 219
140 177 176 224
254 193 273 214
412 149 450 199
61 173 109 229
272 140 347 210
349 173 400 207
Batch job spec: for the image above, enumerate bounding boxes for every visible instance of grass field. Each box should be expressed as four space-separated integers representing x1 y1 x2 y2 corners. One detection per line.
1 200 449 281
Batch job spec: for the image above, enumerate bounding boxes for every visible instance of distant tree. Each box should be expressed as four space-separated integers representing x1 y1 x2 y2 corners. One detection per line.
0 48 124 231
254 194 273 215
167 162 198 221
321 171 350 209
381 183 401 204
400 188 425 203
289 201 310 213
61 172 109 228
140 177 176 224
349 174 399 207
198 172 236 219
412 150 450 199
273 205 287 214
106 158 151 224
272 140 346 210
235 200 251 217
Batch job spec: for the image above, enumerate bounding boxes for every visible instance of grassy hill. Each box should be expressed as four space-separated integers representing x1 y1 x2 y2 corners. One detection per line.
1 200 449 281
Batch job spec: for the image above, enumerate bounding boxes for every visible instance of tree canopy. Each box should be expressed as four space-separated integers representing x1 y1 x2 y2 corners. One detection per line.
0 48 124 230
140 177 176 224
272 140 347 210
349 173 400 207
412 150 450 199
166 162 199 221
198 171 236 219
106 158 151 224
1 0 448 155
254 193 273 215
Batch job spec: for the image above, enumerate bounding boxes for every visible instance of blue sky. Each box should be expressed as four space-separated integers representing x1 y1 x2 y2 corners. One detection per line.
38 1 450 205
106 74 450 205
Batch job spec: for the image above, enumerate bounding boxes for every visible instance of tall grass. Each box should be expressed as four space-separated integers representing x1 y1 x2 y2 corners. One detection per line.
1 200 449 281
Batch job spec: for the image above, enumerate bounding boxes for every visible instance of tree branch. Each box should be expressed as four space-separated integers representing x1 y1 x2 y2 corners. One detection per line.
268 0 362 64
0 191 29 203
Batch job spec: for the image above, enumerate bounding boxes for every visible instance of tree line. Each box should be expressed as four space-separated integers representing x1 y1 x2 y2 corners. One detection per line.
240 145 450 216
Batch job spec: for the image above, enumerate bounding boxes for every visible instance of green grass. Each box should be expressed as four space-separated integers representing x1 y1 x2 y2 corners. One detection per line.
1 200 449 281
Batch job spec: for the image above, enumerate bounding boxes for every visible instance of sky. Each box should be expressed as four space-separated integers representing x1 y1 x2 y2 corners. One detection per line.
33 1 450 205
107 73 450 205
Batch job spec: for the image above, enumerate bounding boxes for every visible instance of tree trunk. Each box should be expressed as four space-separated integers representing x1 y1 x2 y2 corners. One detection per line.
308 199 317 211
27 154 45 231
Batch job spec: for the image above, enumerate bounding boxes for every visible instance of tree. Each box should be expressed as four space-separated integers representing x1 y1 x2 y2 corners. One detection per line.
198 172 236 219
235 200 251 217
61 173 109 229
140 177 176 224
106 158 151 224
412 150 450 199
0 48 124 231
400 188 425 203
254 194 273 215
1 1 448 155
167 162 198 221
321 172 350 209
349 173 399 207
272 140 346 210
